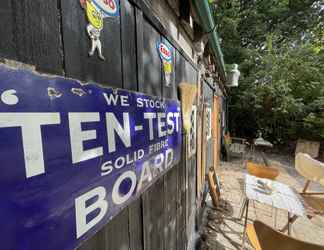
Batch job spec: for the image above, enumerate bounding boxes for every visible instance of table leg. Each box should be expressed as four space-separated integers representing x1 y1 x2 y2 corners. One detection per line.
239 198 247 219
242 199 249 249
287 212 291 235
280 214 298 234
274 208 278 229
260 151 269 166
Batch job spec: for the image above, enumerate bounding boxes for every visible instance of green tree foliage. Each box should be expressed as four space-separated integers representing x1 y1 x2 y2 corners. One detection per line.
213 0 324 143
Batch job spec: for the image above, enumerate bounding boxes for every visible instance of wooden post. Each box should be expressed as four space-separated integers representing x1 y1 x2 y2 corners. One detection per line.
196 80 203 198
201 104 207 194
212 95 220 173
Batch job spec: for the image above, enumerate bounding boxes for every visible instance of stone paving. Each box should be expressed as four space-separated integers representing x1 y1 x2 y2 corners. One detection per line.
199 156 324 250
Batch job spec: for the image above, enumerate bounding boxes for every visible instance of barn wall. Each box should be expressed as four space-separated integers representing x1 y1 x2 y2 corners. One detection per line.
0 0 221 249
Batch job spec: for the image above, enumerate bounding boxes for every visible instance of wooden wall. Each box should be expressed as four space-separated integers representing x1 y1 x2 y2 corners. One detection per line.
203 81 214 173
0 0 210 249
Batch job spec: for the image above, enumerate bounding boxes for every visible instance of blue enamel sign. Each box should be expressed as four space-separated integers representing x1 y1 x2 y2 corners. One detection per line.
0 65 181 250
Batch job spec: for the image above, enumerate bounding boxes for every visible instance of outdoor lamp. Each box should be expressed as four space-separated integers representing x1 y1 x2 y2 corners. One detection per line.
227 64 240 87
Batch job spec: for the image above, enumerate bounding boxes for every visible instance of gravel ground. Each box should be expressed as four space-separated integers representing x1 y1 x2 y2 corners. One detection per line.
198 154 324 250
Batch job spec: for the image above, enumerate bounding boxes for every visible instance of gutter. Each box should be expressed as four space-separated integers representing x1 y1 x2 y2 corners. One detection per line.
191 0 226 82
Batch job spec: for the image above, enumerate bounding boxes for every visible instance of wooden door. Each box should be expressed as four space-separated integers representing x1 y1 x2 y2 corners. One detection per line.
212 95 221 173
201 104 208 191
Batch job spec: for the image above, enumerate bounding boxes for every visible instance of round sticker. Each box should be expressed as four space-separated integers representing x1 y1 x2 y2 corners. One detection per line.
157 42 172 62
86 1 103 29
92 0 119 17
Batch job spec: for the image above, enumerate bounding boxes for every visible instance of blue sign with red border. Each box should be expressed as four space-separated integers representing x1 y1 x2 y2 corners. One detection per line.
0 65 181 250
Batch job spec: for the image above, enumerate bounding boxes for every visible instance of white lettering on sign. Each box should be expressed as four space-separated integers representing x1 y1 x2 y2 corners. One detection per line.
173 112 180 132
136 98 165 109
106 112 131 153
111 170 137 205
143 112 156 141
136 162 152 192
157 113 166 138
69 113 103 164
165 148 173 169
167 112 174 134
0 111 179 179
75 148 174 238
149 139 168 154
1 89 19 105
102 93 129 107
0 113 61 178
75 186 108 238
153 153 164 174
100 149 144 176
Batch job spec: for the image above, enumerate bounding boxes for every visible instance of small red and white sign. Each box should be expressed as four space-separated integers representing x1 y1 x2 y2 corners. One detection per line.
92 0 119 17
157 42 172 62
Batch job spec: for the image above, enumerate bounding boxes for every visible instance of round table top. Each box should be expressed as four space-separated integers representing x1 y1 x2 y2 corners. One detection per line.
254 137 273 147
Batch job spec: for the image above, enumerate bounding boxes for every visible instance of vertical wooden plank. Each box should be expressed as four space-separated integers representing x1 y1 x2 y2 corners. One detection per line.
186 154 191 226
217 97 222 170
0 0 16 60
0 0 63 75
203 82 213 173
175 53 196 85
105 208 130 250
175 50 184 87
184 60 197 84
61 0 122 87
164 166 178 250
174 55 199 249
196 80 203 198
191 158 197 207
176 161 183 250
187 155 197 244
142 178 164 250
201 104 207 191
77 227 105 250
120 0 137 90
185 63 198 244
135 7 144 89
128 199 143 250
139 18 162 96
183 127 191 247
187 156 196 232
212 95 221 173
201 81 215 185
78 208 130 250
177 135 187 250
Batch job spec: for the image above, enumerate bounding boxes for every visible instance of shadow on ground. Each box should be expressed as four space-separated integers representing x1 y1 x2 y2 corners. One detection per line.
198 199 251 250
197 155 324 250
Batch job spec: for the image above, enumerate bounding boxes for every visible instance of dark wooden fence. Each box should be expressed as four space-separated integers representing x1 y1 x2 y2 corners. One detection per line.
0 0 210 249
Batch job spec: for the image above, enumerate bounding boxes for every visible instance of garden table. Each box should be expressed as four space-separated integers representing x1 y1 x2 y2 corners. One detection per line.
253 137 273 166
240 174 307 240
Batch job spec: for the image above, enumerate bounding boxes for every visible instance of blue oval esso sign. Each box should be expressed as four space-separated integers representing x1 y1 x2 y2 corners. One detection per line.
157 42 172 62
92 0 119 17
